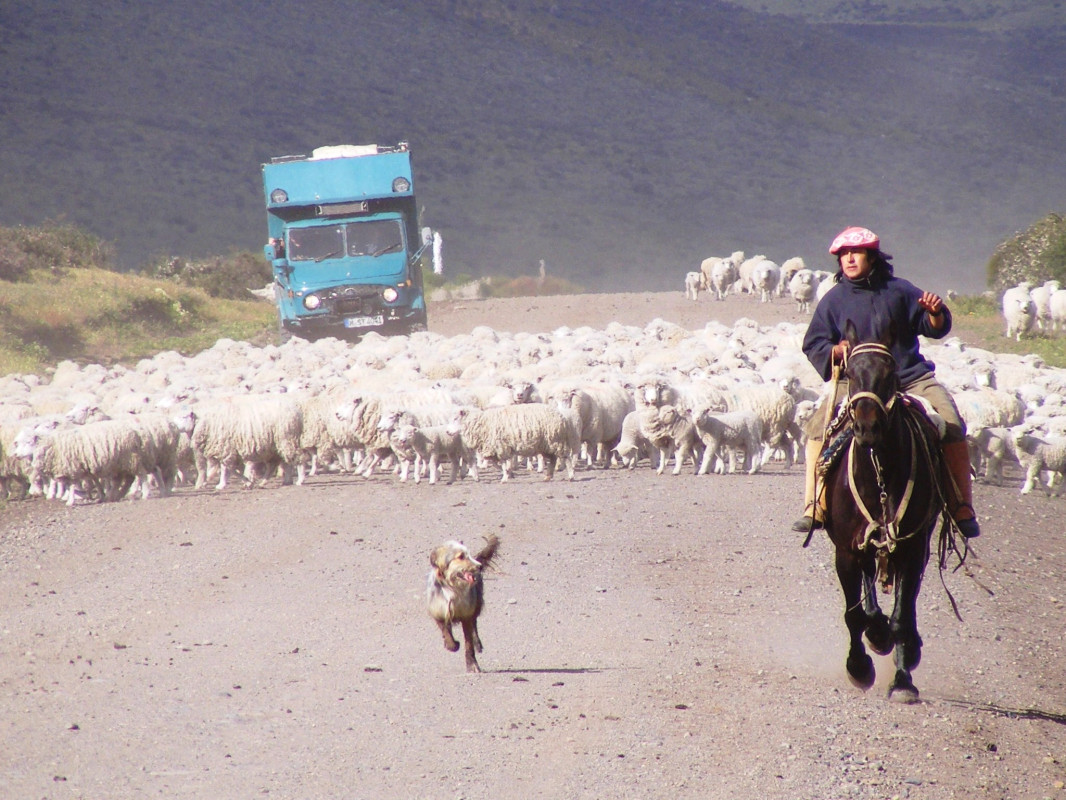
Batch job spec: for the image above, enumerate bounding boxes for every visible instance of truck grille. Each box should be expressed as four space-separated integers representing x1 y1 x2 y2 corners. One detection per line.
327 285 383 316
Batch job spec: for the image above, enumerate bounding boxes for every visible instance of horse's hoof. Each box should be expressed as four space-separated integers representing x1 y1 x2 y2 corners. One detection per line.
887 682 920 704
846 654 876 690
864 620 894 656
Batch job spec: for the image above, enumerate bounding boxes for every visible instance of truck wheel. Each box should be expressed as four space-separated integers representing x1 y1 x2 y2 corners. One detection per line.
277 313 292 345
406 309 428 334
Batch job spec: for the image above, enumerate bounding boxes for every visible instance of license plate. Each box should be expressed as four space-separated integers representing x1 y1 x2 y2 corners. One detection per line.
343 315 384 329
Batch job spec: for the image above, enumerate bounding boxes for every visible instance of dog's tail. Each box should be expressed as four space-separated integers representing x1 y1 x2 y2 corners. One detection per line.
476 534 500 570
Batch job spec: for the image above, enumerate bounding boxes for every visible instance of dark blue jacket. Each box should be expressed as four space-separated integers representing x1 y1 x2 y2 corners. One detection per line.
802 270 951 385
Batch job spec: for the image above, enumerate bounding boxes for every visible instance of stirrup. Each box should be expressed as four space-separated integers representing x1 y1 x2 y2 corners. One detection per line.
953 503 980 539
791 515 822 533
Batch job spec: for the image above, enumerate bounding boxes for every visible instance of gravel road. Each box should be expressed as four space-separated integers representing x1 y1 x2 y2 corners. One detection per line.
2 291 1064 800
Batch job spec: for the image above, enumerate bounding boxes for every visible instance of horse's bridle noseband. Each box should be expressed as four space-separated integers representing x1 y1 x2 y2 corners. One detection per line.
845 342 899 418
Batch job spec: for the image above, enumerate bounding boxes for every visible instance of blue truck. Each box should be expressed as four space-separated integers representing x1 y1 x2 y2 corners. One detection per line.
262 142 431 340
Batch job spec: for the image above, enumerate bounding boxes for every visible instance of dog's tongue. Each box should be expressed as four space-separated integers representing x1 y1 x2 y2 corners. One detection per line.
462 572 476 584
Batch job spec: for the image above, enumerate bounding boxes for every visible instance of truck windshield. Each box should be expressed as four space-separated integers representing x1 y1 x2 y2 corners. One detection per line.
288 225 344 262
345 219 404 257
287 219 404 262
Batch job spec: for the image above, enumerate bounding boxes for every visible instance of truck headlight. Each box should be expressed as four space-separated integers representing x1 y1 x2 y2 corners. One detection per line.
382 287 398 303
392 177 411 193
270 188 289 203
303 294 321 310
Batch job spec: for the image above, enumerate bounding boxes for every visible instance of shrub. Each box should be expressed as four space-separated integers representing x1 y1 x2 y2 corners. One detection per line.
0 238 33 282
142 250 272 299
0 221 113 279
987 212 1066 292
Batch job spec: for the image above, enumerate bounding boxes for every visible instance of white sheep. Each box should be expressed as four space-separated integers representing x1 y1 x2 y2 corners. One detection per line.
547 381 633 468
700 251 743 300
26 419 148 505
1050 288 1066 334
1013 426 1066 496
787 269 818 313
124 408 197 497
1030 280 1061 332
5 404 113 500
684 270 703 301
387 422 472 484
332 394 394 478
612 409 652 469
967 425 1019 486
446 403 578 482
1002 284 1036 340
953 388 1026 432
737 255 767 295
715 383 798 468
692 409 763 475
192 395 304 489
777 257 806 297
751 259 781 303
705 259 734 301
640 404 702 476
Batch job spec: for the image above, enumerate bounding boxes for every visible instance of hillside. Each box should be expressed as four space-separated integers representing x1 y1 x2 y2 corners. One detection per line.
1 0 1064 294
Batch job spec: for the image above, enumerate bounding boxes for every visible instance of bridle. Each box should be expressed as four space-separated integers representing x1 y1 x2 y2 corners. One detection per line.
844 342 899 420
841 342 926 567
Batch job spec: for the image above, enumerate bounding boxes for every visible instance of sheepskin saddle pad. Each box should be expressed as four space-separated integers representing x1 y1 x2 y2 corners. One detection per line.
816 394 943 478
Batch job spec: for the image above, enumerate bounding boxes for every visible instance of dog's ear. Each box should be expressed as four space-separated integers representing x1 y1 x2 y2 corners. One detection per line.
430 545 450 573
475 534 500 570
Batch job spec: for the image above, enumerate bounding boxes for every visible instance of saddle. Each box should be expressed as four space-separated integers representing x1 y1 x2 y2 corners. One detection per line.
815 393 943 479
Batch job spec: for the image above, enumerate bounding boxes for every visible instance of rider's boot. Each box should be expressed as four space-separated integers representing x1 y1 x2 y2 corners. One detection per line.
942 440 981 538
791 439 825 533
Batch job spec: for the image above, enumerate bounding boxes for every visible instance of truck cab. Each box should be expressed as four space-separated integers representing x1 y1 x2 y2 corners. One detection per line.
262 142 430 340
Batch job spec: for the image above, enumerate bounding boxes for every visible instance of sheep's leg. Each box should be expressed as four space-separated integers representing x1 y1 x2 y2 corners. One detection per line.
543 454 557 481
280 461 295 486
696 439 716 475
1021 464 1040 494
672 445 686 475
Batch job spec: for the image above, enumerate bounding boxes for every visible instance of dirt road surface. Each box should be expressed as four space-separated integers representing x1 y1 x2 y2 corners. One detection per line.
2 292 1064 799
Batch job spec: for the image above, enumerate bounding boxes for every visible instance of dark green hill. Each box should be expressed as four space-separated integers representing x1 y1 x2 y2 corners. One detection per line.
1 0 1063 294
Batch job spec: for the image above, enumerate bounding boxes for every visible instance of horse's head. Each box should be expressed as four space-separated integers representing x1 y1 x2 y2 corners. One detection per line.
843 320 900 447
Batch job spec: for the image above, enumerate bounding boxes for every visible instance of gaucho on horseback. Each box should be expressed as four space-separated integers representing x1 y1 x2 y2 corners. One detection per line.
792 226 981 541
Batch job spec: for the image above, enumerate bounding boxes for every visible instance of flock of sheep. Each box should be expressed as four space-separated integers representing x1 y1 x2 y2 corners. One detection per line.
684 251 825 312
3 272 1066 505
1000 279 1066 340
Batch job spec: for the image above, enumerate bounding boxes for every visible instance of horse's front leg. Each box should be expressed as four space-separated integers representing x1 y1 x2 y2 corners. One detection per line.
836 549 876 690
861 571 894 656
886 549 929 703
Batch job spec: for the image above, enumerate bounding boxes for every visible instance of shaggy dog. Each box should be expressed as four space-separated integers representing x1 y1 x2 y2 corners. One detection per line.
426 535 500 673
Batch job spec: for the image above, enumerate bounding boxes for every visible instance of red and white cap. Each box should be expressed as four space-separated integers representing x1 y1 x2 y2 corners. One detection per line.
829 226 880 255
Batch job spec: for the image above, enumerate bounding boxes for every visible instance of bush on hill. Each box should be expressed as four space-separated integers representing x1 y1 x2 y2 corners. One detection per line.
987 212 1066 292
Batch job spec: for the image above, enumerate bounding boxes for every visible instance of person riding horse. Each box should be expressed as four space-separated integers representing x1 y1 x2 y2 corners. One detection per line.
792 226 980 540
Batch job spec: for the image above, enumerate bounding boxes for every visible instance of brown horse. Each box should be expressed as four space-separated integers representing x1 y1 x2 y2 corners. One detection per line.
820 321 949 703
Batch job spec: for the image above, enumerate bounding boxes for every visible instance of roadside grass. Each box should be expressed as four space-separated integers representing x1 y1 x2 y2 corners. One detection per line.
950 294 1066 367
0 267 275 375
